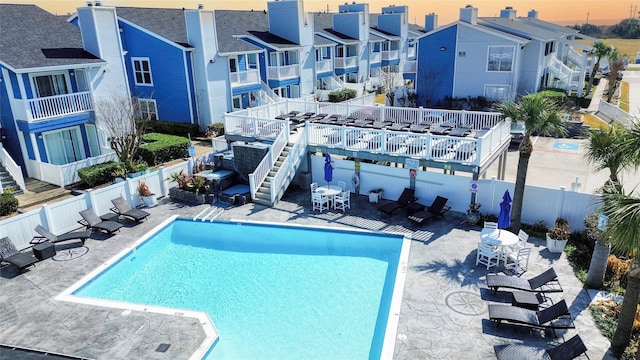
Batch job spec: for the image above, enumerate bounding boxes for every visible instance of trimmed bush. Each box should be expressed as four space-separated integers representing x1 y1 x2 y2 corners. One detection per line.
0 192 19 216
137 119 201 138
328 89 357 103
137 133 190 166
77 161 125 187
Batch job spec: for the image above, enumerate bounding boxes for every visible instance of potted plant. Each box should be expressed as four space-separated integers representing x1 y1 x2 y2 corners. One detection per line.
466 202 482 225
168 171 210 205
138 181 158 208
546 217 570 253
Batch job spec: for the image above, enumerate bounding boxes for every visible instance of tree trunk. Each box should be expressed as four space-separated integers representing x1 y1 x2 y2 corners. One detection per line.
611 261 640 357
585 241 611 289
510 149 531 232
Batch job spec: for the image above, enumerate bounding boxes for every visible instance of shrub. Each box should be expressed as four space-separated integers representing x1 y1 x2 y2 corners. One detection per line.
205 123 225 137
590 299 640 359
328 89 357 103
566 230 592 273
137 133 190 166
606 255 631 292
0 191 19 216
137 119 201 138
169 171 209 194
77 161 124 187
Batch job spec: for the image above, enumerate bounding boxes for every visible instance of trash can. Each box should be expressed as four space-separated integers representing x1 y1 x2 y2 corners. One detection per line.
299 172 312 190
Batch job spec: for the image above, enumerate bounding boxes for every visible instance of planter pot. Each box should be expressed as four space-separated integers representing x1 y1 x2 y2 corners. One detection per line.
466 211 481 225
141 195 158 208
169 187 208 205
546 233 568 253
369 191 382 204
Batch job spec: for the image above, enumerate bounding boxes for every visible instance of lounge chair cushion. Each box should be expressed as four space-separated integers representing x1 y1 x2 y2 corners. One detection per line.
0 237 38 270
79 209 124 235
111 197 150 223
33 225 91 245
488 300 575 335
407 196 451 224
378 188 416 216
494 334 587 360
486 267 562 294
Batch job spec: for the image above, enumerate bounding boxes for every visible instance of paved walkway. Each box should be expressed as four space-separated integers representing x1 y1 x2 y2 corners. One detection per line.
0 190 613 359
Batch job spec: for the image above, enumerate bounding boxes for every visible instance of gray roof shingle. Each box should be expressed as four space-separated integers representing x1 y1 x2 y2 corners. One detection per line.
479 17 564 41
313 12 359 45
115 7 191 47
0 4 104 70
214 10 297 53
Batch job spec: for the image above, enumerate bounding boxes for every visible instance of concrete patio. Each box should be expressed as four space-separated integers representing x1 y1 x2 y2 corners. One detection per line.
0 188 613 359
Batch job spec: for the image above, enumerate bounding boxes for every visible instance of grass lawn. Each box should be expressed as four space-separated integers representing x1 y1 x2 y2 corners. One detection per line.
577 38 640 58
582 113 611 129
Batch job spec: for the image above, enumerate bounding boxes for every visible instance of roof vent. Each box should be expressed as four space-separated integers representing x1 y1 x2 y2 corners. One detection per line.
86 1 93 7
198 4 203 9
94 0 101 6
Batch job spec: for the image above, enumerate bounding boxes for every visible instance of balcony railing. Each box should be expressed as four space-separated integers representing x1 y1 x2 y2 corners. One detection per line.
402 60 417 73
230 69 260 87
26 91 93 121
267 64 300 81
335 56 358 69
370 52 381 64
315 59 333 74
382 50 399 61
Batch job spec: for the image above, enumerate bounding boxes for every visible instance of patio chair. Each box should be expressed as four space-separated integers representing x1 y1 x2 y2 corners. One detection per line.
476 242 500 270
484 221 498 229
449 127 472 137
378 188 416 216
407 196 451 225
486 267 563 294
0 236 39 271
388 122 411 131
32 225 91 245
488 299 575 337
312 191 329 213
78 209 124 235
504 247 532 274
334 190 351 212
494 334 587 360
110 196 150 223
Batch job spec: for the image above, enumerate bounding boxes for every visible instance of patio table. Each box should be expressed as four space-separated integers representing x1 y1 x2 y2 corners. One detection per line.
480 228 518 263
315 186 341 206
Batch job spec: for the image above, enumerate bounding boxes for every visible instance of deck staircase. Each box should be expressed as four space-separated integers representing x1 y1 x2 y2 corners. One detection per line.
0 164 23 195
253 143 295 206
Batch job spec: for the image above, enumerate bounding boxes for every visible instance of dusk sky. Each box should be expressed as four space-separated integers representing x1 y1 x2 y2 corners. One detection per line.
5 0 638 26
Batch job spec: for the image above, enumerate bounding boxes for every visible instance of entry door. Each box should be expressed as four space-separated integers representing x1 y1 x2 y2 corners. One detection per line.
43 127 85 165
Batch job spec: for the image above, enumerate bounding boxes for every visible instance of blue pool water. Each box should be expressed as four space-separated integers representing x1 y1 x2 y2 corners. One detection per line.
73 219 404 359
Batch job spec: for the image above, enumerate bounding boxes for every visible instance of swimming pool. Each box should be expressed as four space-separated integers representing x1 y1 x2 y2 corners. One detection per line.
60 217 409 359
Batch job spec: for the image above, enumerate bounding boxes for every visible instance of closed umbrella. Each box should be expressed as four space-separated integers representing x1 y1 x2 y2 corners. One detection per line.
324 153 333 188
498 190 512 229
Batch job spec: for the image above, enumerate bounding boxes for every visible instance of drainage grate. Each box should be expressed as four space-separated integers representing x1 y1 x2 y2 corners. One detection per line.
155 343 171 353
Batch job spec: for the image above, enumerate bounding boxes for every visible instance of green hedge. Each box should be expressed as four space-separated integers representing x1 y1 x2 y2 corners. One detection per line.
137 119 201 138
328 89 357 103
77 161 125 187
137 133 190 166
0 192 19 216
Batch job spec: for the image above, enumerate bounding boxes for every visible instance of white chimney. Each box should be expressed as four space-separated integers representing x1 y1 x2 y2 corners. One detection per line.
459 5 477 25
500 6 516 20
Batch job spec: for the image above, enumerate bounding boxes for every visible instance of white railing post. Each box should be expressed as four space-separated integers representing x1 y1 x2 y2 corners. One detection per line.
42 203 54 232
158 166 168 197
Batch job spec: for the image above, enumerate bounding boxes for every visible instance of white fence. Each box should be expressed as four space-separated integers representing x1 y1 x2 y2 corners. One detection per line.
28 151 118 188
598 101 637 129
311 156 601 232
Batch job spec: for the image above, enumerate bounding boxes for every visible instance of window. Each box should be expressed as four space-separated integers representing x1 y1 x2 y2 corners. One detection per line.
407 43 416 59
85 124 101 157
138 98 157 120
248 54 258 69
229 58 237 73
42 127 85 165
485 85 511 101
544 41 555 56
132 58 153 85
232 95 242 110
32 73 68 97
487 46 514 72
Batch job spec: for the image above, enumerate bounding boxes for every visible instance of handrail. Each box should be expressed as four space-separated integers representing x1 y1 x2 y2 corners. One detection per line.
26 91 93 121
0 143 26 191
271 126 308 203
248 120 289 200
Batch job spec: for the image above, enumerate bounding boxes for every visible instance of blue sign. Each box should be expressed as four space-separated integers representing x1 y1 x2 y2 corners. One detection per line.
598 214 609 231
188 146 196 157
553 142 579 151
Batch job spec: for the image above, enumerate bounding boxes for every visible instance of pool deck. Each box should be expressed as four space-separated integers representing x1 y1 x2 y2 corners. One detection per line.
0 189 614 359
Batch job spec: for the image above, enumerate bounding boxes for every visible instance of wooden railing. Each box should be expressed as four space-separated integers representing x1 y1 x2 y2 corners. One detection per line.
27 91 93 121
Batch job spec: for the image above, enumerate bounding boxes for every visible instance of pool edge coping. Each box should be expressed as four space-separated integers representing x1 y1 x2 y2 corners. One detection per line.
55 214 218 360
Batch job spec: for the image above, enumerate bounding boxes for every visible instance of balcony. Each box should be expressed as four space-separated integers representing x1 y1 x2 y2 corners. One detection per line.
402 60 417 74
25 92 93 121
315 59 333 74
335 56 358 69
370 52 381 64
230 69 260 88
382 50 400 61
267 64 300 81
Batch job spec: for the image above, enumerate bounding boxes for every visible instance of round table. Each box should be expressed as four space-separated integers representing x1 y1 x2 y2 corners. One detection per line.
315 186 342 208
480 228 518 264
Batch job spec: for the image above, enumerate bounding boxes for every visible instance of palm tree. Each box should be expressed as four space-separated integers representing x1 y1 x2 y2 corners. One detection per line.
584 127 630 289
497 95 566 231
606 49 625 103
601 187 640 357
585 41 612 96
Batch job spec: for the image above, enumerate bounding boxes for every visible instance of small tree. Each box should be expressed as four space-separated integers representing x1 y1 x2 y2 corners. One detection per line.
585 41 612 96
95 95 146 170
380 68 399 106
606 49 625 103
